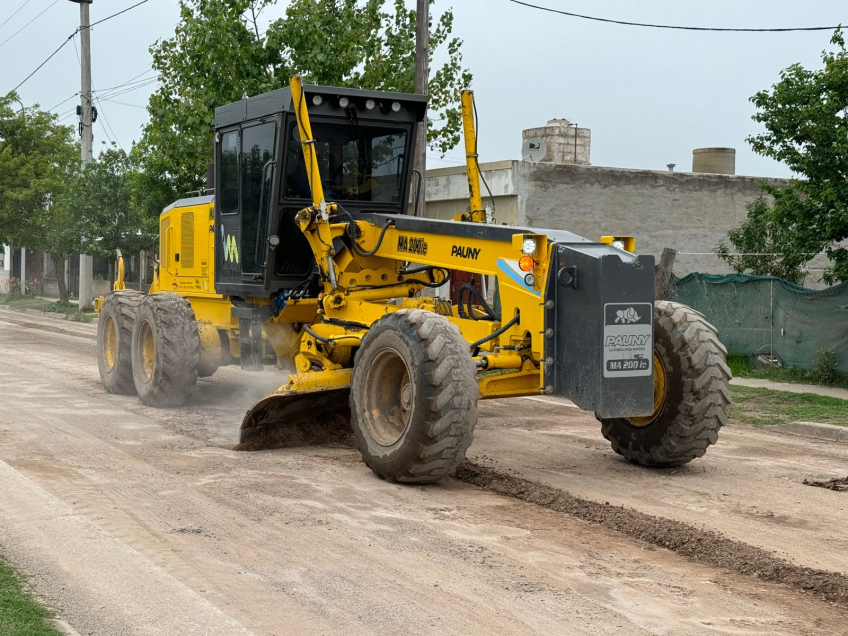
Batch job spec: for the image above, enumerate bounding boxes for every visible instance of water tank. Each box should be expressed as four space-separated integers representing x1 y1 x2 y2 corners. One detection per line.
692 148 736 175
522 119 591 164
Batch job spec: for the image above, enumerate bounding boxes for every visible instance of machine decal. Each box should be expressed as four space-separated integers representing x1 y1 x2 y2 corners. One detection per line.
397 235 428 256
224 235 240 263
451 245 481 260
496 258 540 296
603 303 653 378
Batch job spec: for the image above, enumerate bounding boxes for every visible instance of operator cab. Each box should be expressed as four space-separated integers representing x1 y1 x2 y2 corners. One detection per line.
213 85 427 298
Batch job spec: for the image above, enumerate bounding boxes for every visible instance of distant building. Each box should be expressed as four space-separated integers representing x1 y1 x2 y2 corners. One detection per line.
424 119 792 279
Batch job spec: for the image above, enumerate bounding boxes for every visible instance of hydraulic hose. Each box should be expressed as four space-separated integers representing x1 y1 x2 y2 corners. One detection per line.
470 311 520 354
350 219 394 257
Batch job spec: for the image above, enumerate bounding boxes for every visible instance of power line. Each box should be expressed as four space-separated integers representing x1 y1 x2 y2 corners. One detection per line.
94 69 156 95
87 0 149 30
0 0 34 31
94 76 158 100
12 32 73 92
10 0 152 93
0 0 59 49
48 91 79 112
508 1 844 32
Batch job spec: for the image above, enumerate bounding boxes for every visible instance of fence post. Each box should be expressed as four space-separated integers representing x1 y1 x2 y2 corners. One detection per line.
770 278 774 357
655 247 678 300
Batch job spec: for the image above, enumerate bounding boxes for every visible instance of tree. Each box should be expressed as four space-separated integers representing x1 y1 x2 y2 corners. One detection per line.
139 0 471 209
729 29 848 284
58 147 157 291
715 197 811 284
0 92 79 301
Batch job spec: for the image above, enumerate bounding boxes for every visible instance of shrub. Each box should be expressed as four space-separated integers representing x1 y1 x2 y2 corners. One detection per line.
811 349 840 386
6 277 38 300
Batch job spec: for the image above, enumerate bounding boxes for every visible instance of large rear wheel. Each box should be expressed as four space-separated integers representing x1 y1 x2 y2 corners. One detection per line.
97 290 143 395
599 300 731 466
131 293 200 407
350 309 479 484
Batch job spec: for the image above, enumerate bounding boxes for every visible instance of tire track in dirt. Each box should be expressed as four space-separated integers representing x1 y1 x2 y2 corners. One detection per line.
454 461 848 607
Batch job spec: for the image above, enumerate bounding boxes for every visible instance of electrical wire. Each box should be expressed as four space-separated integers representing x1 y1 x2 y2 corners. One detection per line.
508 1 844 32
12 32 73 92
48 91 79 113
0 0 58 49
86 0 150 30
94 70 157 96
9 0 151 92
0 0 35 31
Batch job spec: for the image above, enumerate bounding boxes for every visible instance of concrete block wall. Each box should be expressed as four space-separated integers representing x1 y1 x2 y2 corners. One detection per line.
425 160 520 226
516 162 787 275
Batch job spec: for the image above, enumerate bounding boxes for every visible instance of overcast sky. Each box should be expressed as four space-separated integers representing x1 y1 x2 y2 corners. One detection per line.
3 0 844 177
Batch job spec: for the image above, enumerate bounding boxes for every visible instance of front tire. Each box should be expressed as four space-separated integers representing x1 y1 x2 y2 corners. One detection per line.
350 309 479 484
599 300 731 467
131 293 200 407
97 290 143 395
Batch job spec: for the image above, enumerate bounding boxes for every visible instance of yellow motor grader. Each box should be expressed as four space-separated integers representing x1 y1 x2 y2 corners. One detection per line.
96 77 730 483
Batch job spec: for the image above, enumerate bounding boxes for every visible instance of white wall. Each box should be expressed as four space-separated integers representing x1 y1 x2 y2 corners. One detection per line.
0 245 9 293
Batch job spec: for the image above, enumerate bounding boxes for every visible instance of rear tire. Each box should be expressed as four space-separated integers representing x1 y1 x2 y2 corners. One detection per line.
131 293 200 407
599 300 731 467
97 291 143 395
350 308 479 484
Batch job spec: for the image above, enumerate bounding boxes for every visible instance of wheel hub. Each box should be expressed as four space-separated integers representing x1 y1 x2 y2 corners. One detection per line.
626 353 667 428
361 347 413 447
139 321 155 381
103 315 117 370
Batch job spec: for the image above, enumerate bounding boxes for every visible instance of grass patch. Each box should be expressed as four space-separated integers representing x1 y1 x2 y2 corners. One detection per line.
0 559 62 636
729 385 848 427
0 297 95 322
727 353 848 390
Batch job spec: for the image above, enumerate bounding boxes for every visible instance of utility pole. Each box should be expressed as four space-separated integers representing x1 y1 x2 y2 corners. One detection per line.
72 0 94 309
412 0 429 217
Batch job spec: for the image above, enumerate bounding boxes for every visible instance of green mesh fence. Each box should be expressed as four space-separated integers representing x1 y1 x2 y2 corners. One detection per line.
669 273 848 372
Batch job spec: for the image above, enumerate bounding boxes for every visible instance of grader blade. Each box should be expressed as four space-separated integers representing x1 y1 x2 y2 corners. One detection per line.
236 385 352 451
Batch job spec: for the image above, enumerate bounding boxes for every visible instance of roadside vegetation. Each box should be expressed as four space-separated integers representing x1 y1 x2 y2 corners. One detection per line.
730 385 848 427
728 352 848 390
0 558 62 636
0 295 96 322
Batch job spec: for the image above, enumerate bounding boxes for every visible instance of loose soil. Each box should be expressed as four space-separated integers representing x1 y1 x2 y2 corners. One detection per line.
456 461 848 606
804 475 848 492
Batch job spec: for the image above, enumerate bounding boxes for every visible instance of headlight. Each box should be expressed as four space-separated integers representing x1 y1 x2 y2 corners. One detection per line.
612 240 625 251
312 95 323 106
522 238 537 255
524 273 536 287
391 101 401 112
338 96 349 108
268 235 281 248
365 99 376 110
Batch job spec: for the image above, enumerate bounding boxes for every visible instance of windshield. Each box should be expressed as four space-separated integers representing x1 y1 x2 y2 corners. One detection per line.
283 121 408 204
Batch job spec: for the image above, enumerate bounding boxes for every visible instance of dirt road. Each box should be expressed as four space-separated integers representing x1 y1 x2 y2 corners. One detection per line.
1 317 847 635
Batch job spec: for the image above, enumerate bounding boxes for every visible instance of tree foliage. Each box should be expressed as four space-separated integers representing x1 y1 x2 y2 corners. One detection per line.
59 147 157 259
140 0 471 206
0 93 154 301
715 197 810 284
0 92 78 250
724 29 848 284
0 92 81 300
